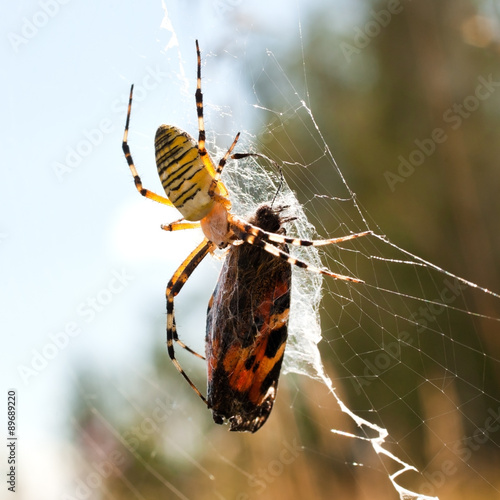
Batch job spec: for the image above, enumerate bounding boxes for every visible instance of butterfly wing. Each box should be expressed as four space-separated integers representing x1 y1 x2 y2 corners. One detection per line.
206 205 292 432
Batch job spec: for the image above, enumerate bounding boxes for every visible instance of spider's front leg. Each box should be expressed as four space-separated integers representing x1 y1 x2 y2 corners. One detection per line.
205 131 241 205
228 213 367 282
122 85 176 207
161 219 201 232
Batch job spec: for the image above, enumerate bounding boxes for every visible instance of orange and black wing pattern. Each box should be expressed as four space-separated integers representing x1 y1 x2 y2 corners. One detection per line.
206 205 292 432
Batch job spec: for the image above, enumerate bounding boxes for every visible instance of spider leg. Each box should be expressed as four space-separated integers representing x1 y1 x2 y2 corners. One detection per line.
231 152 285 199
207 132 241 199
122 85 175 207
193 40 231 207
231 152 277 164
166 238 216 403
228 214 371 283
229 214 365 283
161 219 201 232
232 225 364 282
214 132 241 180
195 40 209 160
230 215 371 247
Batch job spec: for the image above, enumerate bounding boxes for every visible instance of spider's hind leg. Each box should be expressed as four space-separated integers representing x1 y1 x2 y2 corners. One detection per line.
166 238 216 403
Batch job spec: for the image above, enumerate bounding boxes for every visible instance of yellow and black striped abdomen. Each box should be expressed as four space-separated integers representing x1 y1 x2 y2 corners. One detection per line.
155 125 215 221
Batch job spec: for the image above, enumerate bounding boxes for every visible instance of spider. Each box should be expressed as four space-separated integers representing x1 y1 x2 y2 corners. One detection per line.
122 40 370 432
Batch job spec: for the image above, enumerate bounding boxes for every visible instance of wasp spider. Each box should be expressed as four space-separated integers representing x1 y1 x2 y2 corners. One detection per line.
122 40 370 429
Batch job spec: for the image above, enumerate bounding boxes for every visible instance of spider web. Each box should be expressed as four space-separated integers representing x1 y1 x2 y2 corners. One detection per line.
206 48 500 500
59 6 500 500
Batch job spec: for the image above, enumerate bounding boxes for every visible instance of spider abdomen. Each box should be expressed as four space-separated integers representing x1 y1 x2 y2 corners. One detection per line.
155 125 215 221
